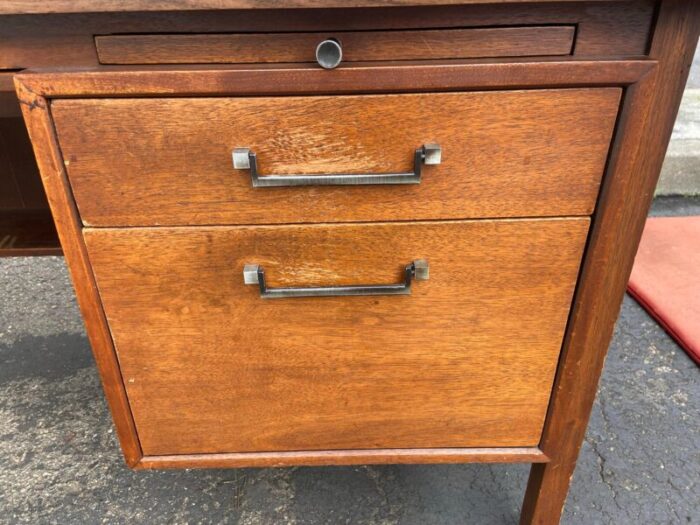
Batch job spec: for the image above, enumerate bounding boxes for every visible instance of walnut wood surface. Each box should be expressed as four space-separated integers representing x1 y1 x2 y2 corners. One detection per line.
138 447 549 469
96 26 575 65
0 0 633 15
11 3 699 522
1 2 654 70
14 55 655 474
0 0 655 251
17 60 653 97
521 1 700 523
0 79 56 255
53 89 620 227
16 87 142 466
84 218 589 455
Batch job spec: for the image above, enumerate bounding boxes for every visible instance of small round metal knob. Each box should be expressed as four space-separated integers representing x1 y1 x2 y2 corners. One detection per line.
316 38 343 69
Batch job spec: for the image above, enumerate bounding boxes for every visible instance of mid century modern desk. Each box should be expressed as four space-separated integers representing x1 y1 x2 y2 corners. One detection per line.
2 1 698 523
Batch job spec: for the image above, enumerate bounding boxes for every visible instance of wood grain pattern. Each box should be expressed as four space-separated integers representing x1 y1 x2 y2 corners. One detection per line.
0 2 654 71
138 447 549 469
83 218 589 455
520 1 700 523
0 18 97 70
18 60 653 98
8 2 699 522
572 0 655 56
15 85 142 466
0 0 633 15
0 84 55 254
96 26 575 65
54 89 620 227
0 0 653 254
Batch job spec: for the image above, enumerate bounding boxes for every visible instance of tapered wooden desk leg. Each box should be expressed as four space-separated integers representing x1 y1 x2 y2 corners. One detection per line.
519 2 699 523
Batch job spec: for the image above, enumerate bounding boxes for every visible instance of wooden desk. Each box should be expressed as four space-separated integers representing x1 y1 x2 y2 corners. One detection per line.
4 2 699 523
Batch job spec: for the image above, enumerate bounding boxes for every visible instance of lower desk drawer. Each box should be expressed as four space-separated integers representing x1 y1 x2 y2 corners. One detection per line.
84 218 589 456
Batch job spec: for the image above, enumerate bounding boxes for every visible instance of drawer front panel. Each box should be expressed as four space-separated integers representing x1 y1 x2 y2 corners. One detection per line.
84 218 589 455
95 26 575 65
54 89 621 227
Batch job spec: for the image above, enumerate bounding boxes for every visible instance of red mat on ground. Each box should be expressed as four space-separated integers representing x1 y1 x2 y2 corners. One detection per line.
628 216 700 365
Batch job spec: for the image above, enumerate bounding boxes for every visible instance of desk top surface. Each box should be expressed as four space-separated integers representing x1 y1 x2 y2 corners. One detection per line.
0 0 627 16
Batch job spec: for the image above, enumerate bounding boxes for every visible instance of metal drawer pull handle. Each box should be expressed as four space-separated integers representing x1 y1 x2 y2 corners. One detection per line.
316 38 343 69
232 144 441 187
243 259 429 299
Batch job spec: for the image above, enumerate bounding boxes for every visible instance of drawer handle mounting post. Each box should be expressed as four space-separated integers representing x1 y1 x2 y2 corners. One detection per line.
232 144 441 187
243 259 429 299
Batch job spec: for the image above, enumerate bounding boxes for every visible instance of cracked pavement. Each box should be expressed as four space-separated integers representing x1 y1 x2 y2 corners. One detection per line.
0 198 698 524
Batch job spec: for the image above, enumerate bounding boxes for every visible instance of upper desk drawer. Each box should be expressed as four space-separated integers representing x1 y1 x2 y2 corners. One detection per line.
52 88 621 227
95 26 575 65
